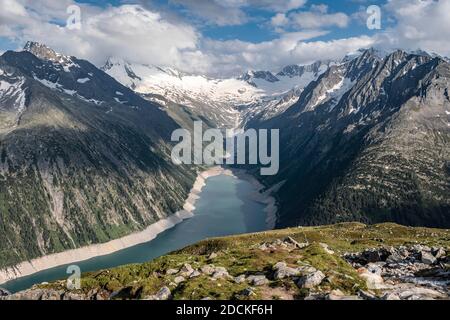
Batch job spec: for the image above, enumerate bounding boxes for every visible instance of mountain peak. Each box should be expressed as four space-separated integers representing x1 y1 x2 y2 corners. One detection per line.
239 70 279 84
23 41 64 61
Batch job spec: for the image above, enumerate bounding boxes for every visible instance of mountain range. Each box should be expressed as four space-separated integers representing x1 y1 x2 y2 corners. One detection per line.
249 49 450 228
0 41 449 270
0 42 196 269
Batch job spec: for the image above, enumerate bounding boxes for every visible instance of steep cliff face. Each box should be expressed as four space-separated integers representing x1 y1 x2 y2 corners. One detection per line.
0 43 197 268
249 50 450 228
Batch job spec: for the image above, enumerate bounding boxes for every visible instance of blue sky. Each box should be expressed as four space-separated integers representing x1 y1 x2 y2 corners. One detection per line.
0 0 449 76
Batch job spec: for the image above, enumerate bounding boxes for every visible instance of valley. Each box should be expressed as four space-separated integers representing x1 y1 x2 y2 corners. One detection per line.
0 42 449 296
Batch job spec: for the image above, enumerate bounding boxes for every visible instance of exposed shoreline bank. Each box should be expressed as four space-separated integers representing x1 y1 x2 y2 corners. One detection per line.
0 167 225 285
0 166 278 286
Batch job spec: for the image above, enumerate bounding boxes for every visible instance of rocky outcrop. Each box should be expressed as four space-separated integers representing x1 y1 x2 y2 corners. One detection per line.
344 245 450 299
2 223 449 301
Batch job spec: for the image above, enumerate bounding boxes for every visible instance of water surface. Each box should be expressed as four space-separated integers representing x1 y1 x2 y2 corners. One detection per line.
2 174 267 293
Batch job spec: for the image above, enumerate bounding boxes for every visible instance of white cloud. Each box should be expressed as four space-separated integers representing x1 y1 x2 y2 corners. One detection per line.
202 34 375 76
288 5 350 29
0 1 209 72
379 0 450 56
2 0 450 79
271 13 289 27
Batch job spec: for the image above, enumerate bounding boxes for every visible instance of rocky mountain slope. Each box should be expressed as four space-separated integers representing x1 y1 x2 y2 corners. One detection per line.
101 58 332 130
2 223 449 300
0 42 197 269
247 49 450 228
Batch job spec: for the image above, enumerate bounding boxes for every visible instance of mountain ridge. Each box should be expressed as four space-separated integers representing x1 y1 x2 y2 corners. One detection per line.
0 43 197 269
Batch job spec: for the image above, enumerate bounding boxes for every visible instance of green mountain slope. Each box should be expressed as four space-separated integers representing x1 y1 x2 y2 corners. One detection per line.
0 44 197 268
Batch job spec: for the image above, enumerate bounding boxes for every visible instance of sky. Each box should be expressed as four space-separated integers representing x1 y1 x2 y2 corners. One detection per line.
0 0 449 77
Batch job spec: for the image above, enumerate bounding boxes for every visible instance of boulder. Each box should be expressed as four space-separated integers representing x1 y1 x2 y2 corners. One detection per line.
62 292 85 300
189 270 201 278
381 292 401 300
200 264 216 275
358 268 384 290
208 252 218 260
358 290 378 300
421 251 437 265
144 287 172 300
247 275 269 286
433 247 446 259
366 263 383 276
273 262 301 279
211 267 230 280
234 275 246 284
174 276 186 284
240 288 256 297
326 289 362 300
319 243 335 254
0 288 11 297
284 236 309 249
40 290 63 300
385 284 446 300
296 271 325 289
180 263 194 277
166 268 179 275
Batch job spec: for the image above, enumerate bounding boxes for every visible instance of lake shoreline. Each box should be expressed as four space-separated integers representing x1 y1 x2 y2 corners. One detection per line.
0 166 278 286
0 167 228 285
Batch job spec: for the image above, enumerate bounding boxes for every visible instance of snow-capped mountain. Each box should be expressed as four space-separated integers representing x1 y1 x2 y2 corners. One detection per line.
102 58 335 129
0 65 27 130
250 48 450 228
102 57 262 129
0 42 198 268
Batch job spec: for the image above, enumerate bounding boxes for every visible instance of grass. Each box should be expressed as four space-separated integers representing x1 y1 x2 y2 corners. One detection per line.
37 222 450 300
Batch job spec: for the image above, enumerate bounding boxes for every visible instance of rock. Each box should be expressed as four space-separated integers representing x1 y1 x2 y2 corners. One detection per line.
180 263 194 277
273 262 287 269
273 262 301 279
381 292 401 300
174 276 186 284
94 291 109 300
421 251 437 265
433 247 446 259
144 286 172 300
240 288 256 297
247 275 269 286
4 289 46 300
319 243 335 254
296 265 317 274
412 244 431 253
208 252 218 260
201 297 212 300
284 236 308 249
327 289 362 301
155 286 172 300
384 284 446 300
0 288 11 297
211 267 230 280
296 271 325 289
189 270 201 278
166 268 179 275
366 263 383 276
62 292 84 300
358 290 378 300
358 268 384 290
234 275 246 284
40 290 63 300
201 264 216 275
362 248 390 263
